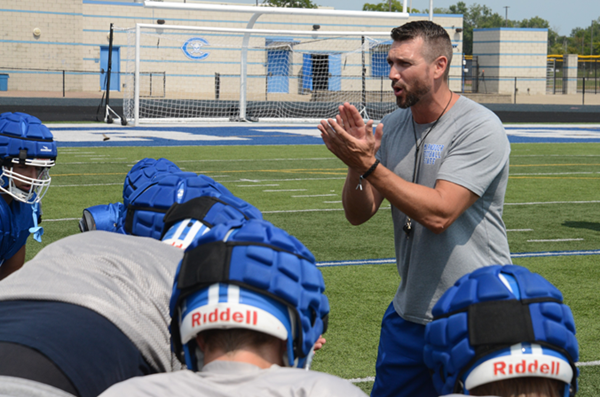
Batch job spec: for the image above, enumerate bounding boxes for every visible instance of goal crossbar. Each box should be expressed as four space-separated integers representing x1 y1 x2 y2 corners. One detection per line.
144 1 409 20
127 23 397 125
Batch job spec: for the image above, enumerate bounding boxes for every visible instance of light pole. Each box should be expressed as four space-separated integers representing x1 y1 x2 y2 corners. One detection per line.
503 6 509 27
591 20 594 56
429 0 433 21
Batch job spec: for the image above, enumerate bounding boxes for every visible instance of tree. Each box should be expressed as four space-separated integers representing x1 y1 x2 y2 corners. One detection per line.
263 0 317 8
546 17 600 55
567 18 600 55
366 1 599 56
435 2 509 54
518 16 549 29
435 3 564 55
362 0 420 13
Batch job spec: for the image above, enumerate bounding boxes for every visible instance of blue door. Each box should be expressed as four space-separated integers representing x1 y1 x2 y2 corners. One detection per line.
100 46 120 91
371 51 390 77
267 50 290 93
328 54 341 91
302 53 313 91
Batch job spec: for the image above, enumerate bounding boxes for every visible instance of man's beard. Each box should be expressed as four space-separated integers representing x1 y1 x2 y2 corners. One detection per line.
393 80 431 109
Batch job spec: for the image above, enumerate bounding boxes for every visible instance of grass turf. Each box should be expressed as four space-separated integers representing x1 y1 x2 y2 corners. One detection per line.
26 141 600 396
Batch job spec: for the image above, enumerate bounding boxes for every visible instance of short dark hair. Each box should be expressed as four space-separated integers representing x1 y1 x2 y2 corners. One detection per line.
200 328 279 354
470 377 564 397
391 21 453 80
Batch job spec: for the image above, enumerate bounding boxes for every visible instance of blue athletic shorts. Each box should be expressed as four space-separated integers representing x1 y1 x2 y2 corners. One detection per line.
370 302 438 397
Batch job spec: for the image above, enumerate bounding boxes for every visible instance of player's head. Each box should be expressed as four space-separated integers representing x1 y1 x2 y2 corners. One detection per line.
169 219 329 371
423 265 578 397
123 158 187 207
125 174 253 241
0 112 57 204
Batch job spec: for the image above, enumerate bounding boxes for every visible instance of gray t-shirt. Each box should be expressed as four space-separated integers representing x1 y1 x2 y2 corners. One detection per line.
0 231 184 373
0 376 77 397
99 361 367 397
376 95 512 324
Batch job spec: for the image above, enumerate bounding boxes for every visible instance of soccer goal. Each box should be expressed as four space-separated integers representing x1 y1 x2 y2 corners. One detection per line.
123 23 398 125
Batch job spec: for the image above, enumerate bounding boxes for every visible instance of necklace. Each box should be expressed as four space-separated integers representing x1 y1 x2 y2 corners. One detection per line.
403 92 453 238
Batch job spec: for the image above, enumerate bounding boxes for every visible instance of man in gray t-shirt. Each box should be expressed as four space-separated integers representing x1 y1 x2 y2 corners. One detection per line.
318 21 511 397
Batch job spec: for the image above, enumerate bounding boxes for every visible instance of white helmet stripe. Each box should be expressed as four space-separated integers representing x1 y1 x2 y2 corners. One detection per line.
172 219 189 240
208 283 219 305
498 273 514 293
162 219 210 250
228 284 240 304
510 343 521 355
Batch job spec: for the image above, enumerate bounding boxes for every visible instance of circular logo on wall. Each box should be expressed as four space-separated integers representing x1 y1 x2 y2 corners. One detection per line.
181 37 210 60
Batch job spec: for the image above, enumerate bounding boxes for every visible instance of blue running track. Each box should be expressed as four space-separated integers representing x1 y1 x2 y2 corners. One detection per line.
48 123 600 147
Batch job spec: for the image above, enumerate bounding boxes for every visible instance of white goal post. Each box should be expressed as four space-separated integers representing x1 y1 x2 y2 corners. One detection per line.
124 23 402 125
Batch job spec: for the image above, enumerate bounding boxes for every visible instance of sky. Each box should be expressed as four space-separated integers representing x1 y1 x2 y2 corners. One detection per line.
224 0 599 36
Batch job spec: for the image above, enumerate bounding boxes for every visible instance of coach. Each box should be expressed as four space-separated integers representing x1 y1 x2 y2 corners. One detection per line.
318 21 512 397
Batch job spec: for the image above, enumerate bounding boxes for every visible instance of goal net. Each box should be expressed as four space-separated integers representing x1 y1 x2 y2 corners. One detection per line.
123 24 396 125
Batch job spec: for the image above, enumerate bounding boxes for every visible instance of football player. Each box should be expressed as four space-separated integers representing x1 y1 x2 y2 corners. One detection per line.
424 264 578 397
0 186 260 397
100 219 366 397
0 112 56 279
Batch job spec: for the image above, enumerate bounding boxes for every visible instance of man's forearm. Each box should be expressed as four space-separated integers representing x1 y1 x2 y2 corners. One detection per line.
342 168 382 225
366 165 478 234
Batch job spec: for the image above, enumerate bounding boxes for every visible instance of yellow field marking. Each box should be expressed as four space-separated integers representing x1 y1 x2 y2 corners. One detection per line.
52 172 127 177
190 168 347 175
52 169 347 177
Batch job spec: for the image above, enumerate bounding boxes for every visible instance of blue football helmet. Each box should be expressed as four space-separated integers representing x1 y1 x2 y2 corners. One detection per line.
122 158 192 207
0 112 57 204
125 174 254 240
170 219 329 371
80 157 194 233
423 265 578 397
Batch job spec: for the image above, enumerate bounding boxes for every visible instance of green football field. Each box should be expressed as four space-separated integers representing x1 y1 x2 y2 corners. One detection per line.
30 142 600 395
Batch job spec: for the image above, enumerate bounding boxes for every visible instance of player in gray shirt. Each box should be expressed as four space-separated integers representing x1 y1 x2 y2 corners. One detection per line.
318 21 511 397
0 176 264 397
100 219 366 397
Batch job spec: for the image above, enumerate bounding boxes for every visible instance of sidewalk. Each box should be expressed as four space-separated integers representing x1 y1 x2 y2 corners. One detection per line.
0 91 118 99
513 93 600 106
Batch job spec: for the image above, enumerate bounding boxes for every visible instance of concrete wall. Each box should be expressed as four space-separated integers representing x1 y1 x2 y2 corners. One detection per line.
473 28 548 95
0 0 84 92
0 0 464 98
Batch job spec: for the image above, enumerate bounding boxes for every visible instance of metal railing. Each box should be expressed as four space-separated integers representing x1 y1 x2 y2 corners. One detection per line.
0 67 166 98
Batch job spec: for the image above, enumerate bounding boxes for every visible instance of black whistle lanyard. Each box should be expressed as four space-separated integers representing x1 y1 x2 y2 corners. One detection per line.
403 93 453 238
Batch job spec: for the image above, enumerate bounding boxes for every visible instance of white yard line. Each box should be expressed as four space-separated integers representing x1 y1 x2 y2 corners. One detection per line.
263 189 307 192
235 184 280 187
527 238 584 242
292 194 337 198
505 200 600 206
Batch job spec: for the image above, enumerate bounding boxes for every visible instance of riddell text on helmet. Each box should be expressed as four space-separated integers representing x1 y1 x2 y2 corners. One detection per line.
493 359 561 376
192 308 258 327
